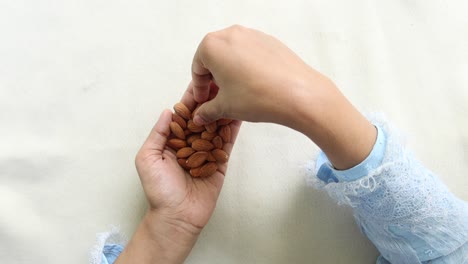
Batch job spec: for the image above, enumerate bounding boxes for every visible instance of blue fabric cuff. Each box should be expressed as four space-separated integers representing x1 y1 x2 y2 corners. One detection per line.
316 125 386 183
101 244 124 264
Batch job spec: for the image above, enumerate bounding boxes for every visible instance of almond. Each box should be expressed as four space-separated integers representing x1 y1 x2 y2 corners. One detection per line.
172 113 187 129
177 159 190 170
212 136 223 149
198 162 218 177
189 166 202 177
207 151 216 162
173 102 191 120
205 122 218 133
201 131 216 141
187 120 205 133
187 134 201 145
192 139 214 151
176 147 195 158
219 125 231 143
170 121 185 139
167 138 187 150
171 101 234 177
212 149 229 163
217 118 233 126
186 151 208 168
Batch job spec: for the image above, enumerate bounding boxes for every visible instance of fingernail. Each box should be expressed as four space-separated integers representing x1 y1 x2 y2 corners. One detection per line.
193 115 207 126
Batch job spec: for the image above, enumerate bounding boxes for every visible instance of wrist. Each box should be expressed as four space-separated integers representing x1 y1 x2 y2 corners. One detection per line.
144 208 201 246
285 73 377 170
115 210 200 264
280 70 334 131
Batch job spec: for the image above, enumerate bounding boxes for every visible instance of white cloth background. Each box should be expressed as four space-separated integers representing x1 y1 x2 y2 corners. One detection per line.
0 1 467 263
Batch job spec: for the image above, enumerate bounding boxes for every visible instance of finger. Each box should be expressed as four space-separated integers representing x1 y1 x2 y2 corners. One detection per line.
208 81 219 100
180 81 198 111
191 42 212 103
192 98 224 125
141 109 173 152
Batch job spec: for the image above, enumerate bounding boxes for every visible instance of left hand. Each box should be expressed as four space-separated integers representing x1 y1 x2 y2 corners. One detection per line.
116 84 241 264
136 83 241 230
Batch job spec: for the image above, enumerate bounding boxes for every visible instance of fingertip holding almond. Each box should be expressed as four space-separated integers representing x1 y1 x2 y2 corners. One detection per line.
187 120 205 133
167 101 231 177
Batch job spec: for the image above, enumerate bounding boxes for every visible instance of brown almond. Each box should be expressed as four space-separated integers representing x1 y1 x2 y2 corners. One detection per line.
177 159 190 170
205 122 218 133
176 147 195 158
187 134 201 145
212 136 223 149
212 149 229 163
187 120 205 133
201 131 216 141
207 151 216 162
167 138 187 150
219 125 231 143
217 118 233 126
170 122 185 139
173 102 191 120
198 162 218 177
186 151 208 168
189 166 202 177
184 129 192 136
172 113 187 129
192 139 214 151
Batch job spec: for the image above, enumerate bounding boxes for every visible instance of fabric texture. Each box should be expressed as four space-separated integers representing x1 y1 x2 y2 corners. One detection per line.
90 227 126 264
100 245 124 264
307 113 468 264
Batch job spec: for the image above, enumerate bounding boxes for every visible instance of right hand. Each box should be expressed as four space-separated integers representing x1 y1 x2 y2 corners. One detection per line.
191 25 331 126
190 25 377 170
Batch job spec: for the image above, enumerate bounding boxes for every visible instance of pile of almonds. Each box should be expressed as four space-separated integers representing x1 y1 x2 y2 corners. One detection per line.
167 102 232 177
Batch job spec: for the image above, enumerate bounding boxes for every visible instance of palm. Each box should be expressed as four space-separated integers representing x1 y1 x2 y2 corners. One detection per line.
138 150 227 228
135 84 240 229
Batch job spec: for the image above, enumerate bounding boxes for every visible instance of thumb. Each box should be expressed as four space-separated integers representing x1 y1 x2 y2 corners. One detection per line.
193 99 224 125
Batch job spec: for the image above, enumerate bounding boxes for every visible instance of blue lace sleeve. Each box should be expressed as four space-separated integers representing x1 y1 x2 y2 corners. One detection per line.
100 244 124 264
90 228 126 264
307 113 468 264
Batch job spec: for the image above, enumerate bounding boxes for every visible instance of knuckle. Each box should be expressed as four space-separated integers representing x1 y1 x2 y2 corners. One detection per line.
199 32 218 57
228 24 245 31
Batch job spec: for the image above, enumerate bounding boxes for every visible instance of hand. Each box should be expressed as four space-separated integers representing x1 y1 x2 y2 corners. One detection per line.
115 85 241 264
190 25 376 170
191 25 326 126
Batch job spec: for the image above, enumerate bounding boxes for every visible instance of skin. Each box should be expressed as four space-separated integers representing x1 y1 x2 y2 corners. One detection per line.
116 25 376 263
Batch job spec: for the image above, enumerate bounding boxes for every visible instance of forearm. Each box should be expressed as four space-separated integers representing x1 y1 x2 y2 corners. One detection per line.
308 114 468 263
115 210 200 264
282 70 377 170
